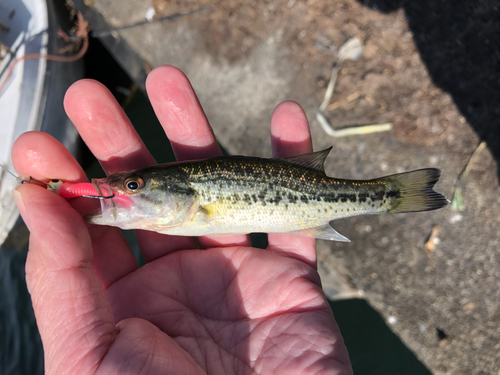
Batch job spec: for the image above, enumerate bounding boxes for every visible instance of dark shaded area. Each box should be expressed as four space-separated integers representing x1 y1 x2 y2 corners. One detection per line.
121 84 173 164
84 36 133 104
0 238 43 375
358 0 500 177
74 0 149 91
436 327 448 342
330 298 431 374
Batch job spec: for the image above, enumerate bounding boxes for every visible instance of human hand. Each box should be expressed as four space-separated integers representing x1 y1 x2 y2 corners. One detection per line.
12 66 352 374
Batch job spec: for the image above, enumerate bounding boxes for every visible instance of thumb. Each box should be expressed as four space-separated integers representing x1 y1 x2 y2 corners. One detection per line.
14 184 116 373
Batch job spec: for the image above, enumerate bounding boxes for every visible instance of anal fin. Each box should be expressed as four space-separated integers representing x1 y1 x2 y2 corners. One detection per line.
287 224 350 242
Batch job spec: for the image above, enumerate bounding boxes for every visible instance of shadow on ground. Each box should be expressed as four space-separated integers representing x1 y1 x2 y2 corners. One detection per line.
330 298 431 374
358 0 500 177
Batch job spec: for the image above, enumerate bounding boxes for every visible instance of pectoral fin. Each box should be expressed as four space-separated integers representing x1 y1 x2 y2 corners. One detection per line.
286 224 350 242
196 199 224 219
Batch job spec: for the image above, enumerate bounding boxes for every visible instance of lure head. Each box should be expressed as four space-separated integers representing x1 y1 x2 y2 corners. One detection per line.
85 167 197 231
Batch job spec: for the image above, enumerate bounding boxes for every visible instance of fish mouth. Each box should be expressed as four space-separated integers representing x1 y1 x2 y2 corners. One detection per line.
92 178 115 199
85 179 117 223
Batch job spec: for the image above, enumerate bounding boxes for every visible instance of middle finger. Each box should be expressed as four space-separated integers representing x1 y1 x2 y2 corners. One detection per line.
146 66 251 249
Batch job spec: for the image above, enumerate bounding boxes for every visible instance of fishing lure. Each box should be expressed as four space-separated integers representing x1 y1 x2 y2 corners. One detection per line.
1 164 111 199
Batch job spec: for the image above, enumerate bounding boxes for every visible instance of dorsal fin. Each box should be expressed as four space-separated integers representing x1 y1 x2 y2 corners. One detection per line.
280 147 332 173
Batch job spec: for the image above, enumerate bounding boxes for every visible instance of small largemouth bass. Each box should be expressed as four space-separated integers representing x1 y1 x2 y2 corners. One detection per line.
86 148 448 241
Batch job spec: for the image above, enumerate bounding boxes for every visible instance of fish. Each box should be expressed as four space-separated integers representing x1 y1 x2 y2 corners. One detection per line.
85 147 449 241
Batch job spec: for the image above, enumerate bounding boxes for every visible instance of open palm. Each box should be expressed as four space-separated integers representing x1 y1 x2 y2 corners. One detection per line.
13 66 352 374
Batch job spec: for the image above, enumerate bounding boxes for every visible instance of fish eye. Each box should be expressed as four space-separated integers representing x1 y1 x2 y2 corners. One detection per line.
124 176 144 193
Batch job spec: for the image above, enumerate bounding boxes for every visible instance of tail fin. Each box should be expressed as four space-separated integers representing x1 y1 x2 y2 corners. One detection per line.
380 168 449 214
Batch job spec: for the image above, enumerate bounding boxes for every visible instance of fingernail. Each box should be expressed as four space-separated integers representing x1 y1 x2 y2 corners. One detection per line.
13 188 31 230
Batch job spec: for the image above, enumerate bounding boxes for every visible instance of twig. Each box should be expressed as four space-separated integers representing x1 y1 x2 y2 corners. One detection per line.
316 61 393 137
0 12 89 94
450 141 487 211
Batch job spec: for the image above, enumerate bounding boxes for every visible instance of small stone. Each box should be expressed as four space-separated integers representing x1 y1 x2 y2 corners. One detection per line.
145 7 155 22
338 37 364 61
463 302 476 311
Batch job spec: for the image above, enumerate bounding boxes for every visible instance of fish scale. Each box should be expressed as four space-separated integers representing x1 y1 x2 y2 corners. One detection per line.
186 159 389 233
87 148 449 241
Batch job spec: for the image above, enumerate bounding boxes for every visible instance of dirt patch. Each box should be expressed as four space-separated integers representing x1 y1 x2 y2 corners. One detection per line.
167 0 475 152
